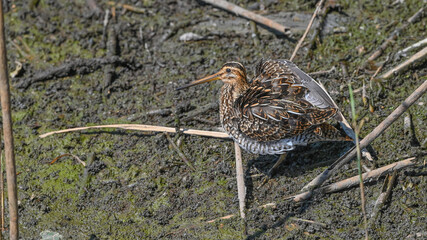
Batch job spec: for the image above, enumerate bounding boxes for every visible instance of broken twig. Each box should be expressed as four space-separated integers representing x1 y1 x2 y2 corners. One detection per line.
290 0 325 61
307 2 332 51
200 0 290 36
367 7 425 62
395 37 427 59
165 133 196 171
49 153 86 167
102 27 119 94
287 157 415 202
107 1 148 14
308 66 336 76
370 171 398 219
289 217 327 228
380 46 427 79
403 113 421 147
15 56 131 89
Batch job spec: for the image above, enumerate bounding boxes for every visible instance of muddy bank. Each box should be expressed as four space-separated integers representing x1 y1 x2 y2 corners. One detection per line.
3 0 426 239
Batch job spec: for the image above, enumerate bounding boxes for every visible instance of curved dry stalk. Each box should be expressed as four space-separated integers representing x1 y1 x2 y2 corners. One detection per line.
40 124 230 139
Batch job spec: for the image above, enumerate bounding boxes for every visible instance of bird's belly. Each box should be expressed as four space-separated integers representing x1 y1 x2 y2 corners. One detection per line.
227 129 298 155
237 135 296 155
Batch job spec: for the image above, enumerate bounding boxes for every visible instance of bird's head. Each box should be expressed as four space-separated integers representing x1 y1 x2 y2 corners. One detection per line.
177 62 247 90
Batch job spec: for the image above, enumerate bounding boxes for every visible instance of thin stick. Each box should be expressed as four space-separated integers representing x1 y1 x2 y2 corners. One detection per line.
14 56 129 89
206 214 235 223
307 3 332 51
349 84 368 239
367 7 425 62
396 37 427 57
370 171 398 219
294 80 427 201
380 46 427 79
200 0 290 36
107 1 147 14
234 142 246 219
286 157 415 201
40 124 230 139
0 151 4 234
308 66 335 76
49 153 86 167
165 133 196 171
0 1 19 238
323 158 414 193
206 201 277 224
290 0 325 61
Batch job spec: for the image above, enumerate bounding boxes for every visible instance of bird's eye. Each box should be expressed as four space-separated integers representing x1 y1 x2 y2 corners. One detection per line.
226 68 231 73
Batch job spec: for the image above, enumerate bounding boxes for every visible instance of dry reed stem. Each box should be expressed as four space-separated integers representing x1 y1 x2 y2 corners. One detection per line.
0 1 19 238
0 151 3 233
200 0 290 35
367 7 425 62
107 1 147 14
370 171 398 219
396 37 427 57
381 46 427 79
165 133 196 171
234 142 246 219
290 0 325 61
286 157 415 201
40 124 230 139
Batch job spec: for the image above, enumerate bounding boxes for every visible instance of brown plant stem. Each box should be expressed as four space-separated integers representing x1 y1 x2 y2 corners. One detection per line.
286 157 415 202
40 124 230 139
0 1 19 238
380 46 427 79
290 0 325 61
200 0 290 36
165 133 196 171
367 7 425 62
234 142 246 219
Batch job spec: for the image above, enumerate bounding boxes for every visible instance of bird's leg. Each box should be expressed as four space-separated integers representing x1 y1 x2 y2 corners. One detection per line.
258 153 288 188
267 153 288 177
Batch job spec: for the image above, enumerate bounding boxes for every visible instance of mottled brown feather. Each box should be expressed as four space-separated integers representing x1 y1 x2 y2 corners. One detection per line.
230 60 338 142
181 60 349 154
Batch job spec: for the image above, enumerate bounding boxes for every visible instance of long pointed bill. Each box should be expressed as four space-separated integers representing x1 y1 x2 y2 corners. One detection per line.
176 72 222 90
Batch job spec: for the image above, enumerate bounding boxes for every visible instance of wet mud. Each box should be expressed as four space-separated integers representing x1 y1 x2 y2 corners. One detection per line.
3 0 426 239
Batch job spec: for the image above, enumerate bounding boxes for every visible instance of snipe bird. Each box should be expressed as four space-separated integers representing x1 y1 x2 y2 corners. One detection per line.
178 59 351 176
